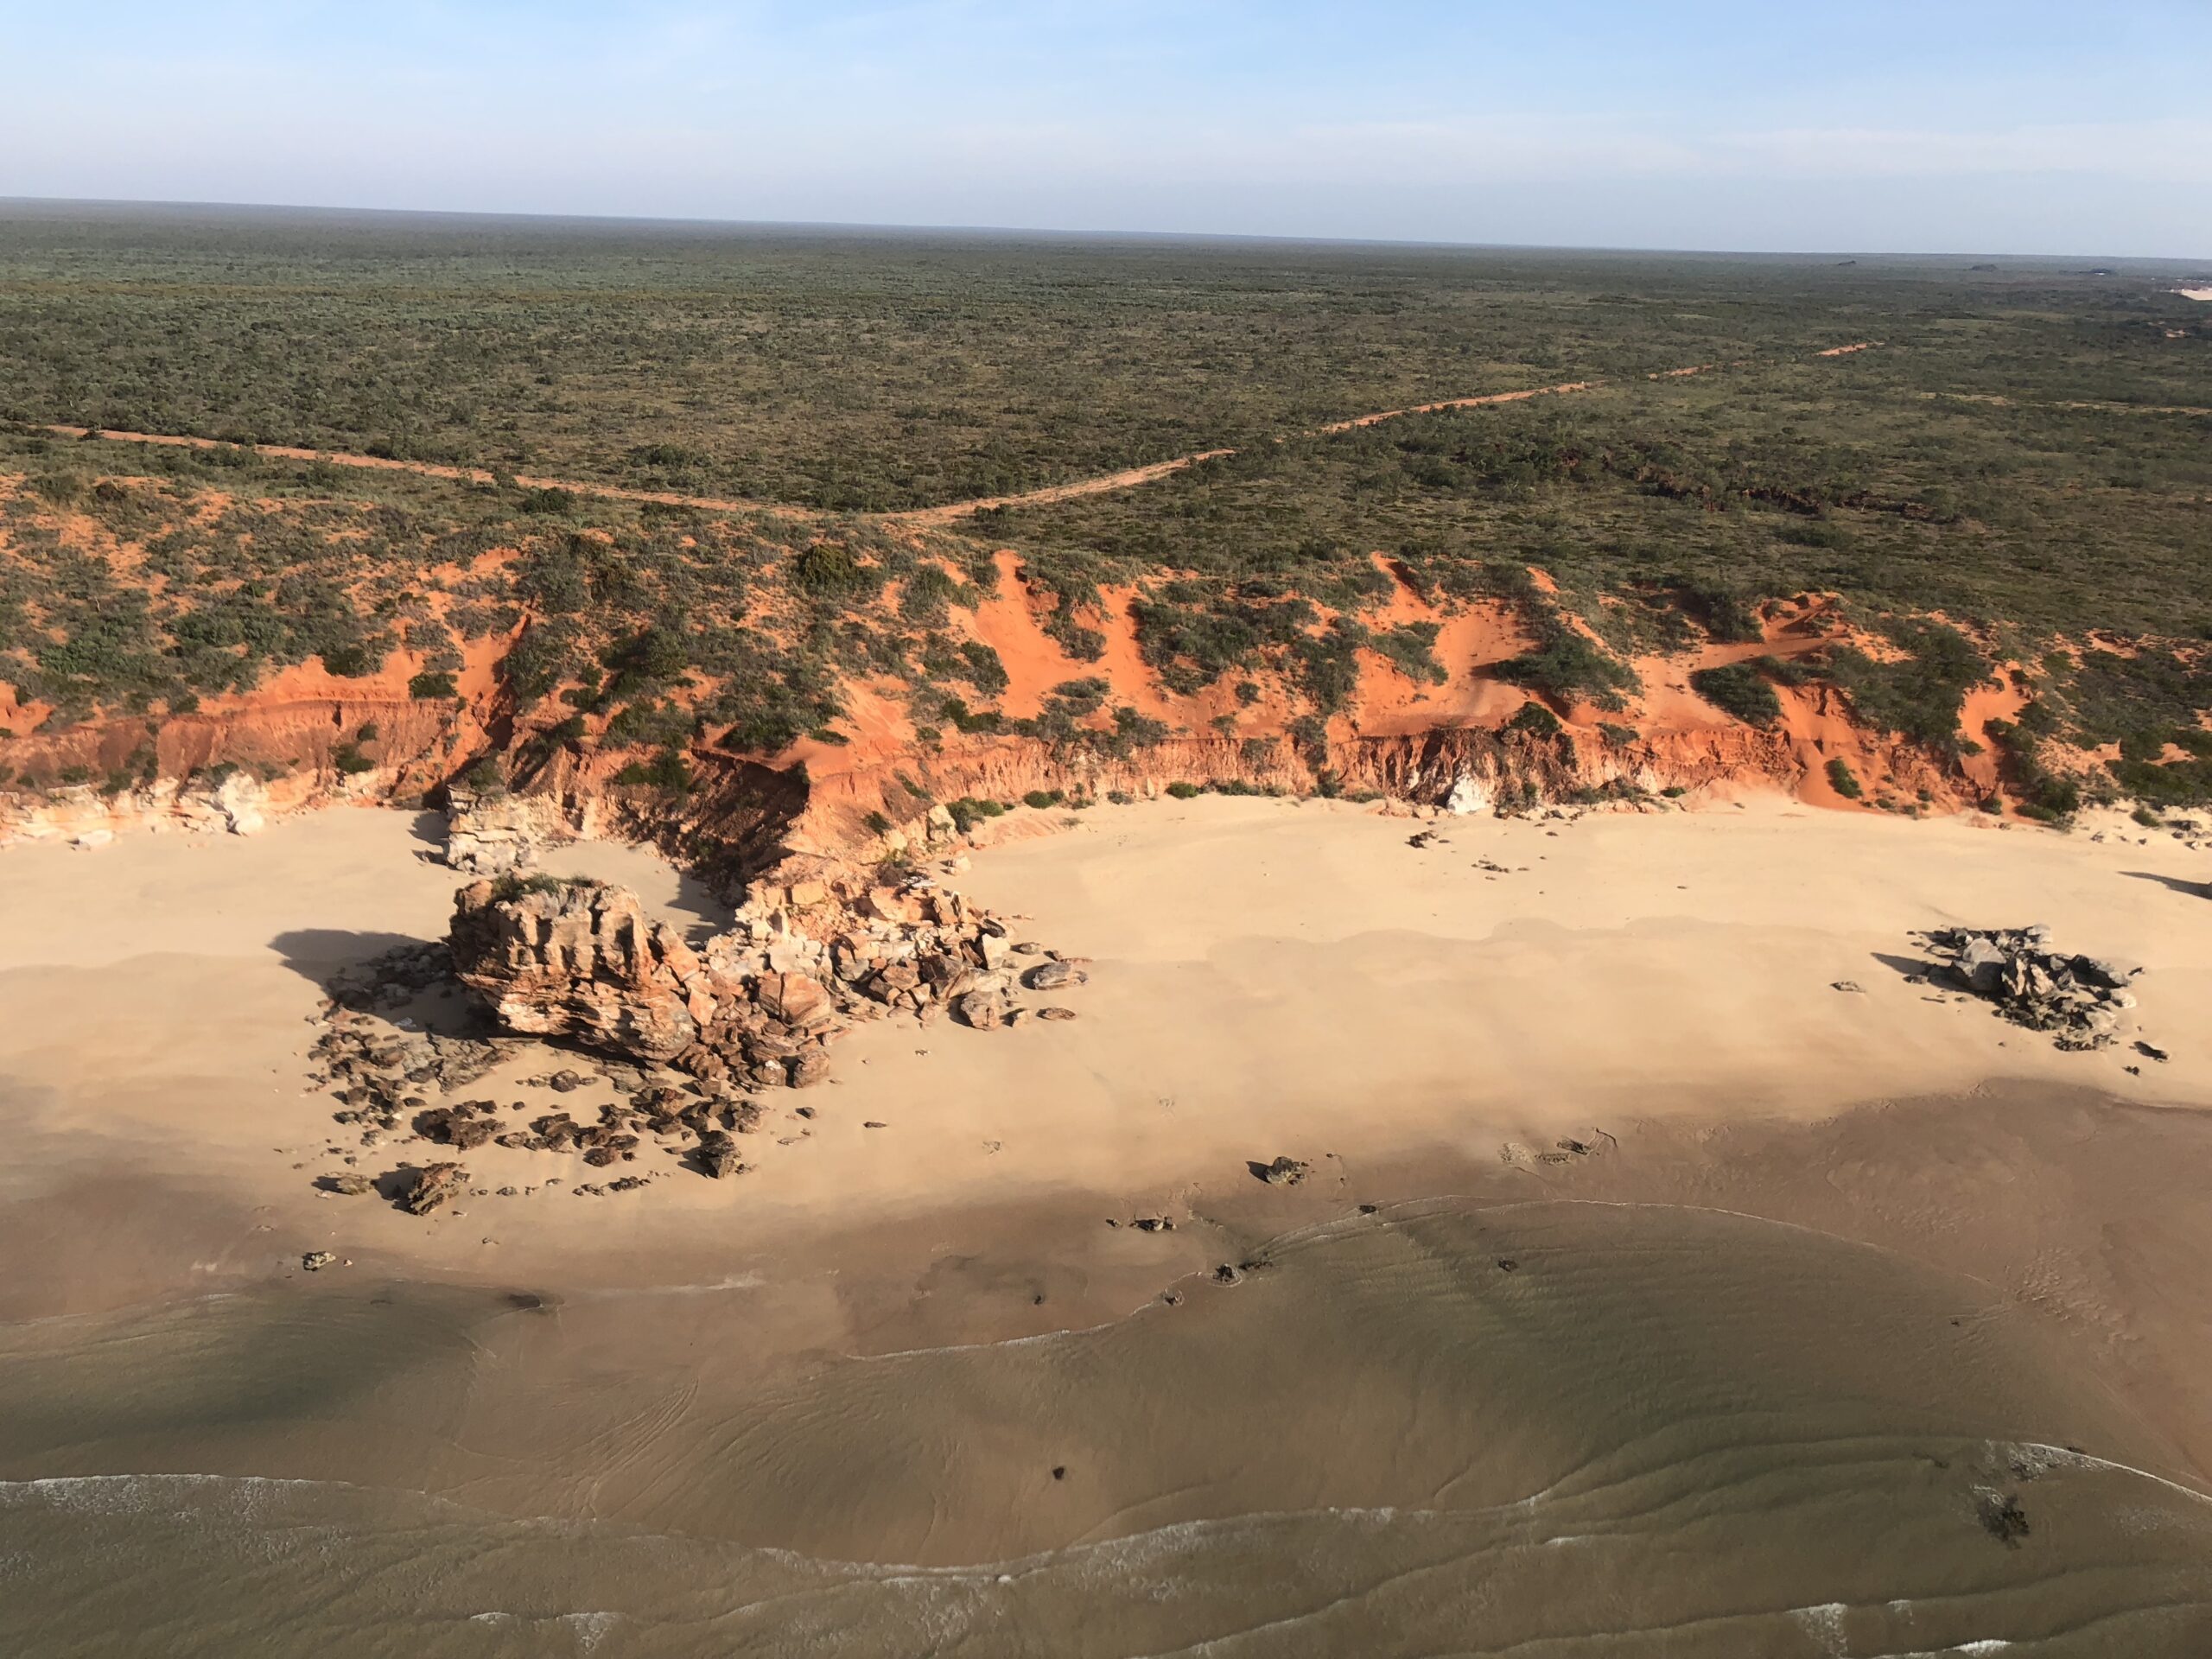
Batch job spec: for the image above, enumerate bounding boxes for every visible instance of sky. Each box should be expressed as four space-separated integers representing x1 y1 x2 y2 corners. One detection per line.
3 0 2209 257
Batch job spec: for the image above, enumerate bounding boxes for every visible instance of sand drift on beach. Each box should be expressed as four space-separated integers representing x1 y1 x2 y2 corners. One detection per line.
3 796 2212 1654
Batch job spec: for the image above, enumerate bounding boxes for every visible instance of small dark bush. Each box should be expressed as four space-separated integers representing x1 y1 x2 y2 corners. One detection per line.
1504 700 1564 738
1689 664 1783 728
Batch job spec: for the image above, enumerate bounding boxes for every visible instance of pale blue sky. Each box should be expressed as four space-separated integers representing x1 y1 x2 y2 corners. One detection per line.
3 1 2208 254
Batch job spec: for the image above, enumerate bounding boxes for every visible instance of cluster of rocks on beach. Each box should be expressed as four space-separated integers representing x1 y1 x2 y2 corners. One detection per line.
304 859 1088 1216
448 868 1085 1091
1914 925 2149 1053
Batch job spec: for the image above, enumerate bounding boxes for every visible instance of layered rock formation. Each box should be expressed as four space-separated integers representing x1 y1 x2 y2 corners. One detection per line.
448 870 1076 1089
449 880 711 1061
443 785 572 876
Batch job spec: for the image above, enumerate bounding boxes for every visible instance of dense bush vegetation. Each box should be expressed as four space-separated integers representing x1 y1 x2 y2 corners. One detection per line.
1 211 2206 801
1688 663 1785 728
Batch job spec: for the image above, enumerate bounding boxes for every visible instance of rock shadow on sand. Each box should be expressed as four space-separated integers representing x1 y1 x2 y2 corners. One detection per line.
1869 950 1939 982
2120 869 2208 899
270 928 441 985
270 928 488 1039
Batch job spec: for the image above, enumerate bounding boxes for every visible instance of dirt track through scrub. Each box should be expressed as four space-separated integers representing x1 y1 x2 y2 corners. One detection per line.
39 425 795 518
44 343 1884 527
893 343 1878 524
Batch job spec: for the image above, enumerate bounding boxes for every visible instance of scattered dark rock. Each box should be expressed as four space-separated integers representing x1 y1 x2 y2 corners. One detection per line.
1497 1258 1520 1273
1978 1491 2031 1548
1213 1264 1244 1286
1131 1216 1174 1233
317 1173 375 1197
1024 960 1088 992
953 987 1009 1030
1832 981 1866 994
301 1250 339 1272
398 1163 468 1216
1251 1156 1310 1186
697 1129 745 1179
1916 925 2145 1051
1036 1006 1079 1022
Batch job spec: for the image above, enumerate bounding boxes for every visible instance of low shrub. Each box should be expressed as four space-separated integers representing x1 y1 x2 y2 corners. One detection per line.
1688 663 1783 728
1504 700 1564 739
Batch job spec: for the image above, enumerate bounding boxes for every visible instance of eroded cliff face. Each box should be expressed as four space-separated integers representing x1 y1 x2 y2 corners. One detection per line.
791 695 1963 856
0 566 1993 879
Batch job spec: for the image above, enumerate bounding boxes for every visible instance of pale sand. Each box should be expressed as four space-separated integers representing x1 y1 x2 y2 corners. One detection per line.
8 797 2212 1649
1 794 2209 1316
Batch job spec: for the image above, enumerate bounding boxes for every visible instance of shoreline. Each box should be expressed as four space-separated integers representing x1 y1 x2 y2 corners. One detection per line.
7 791 2212 1643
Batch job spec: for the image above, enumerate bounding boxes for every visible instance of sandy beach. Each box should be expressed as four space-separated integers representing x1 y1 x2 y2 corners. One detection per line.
4 795 2212 1652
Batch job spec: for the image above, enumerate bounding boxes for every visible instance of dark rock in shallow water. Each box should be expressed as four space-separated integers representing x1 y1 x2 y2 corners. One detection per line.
1978 1491 2031 1548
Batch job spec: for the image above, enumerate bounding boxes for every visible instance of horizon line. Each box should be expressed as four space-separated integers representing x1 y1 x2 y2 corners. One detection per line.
3 194 2207 270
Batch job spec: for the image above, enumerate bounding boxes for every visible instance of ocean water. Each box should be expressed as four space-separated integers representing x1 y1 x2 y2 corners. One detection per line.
3 1198 2209 1656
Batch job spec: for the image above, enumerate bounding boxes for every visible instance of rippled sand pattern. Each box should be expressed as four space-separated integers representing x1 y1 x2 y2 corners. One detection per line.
3 1198 2209 1656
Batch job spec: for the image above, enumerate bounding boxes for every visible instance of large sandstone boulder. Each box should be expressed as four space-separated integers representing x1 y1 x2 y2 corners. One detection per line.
450 878 707 1061
216 770 269 836
445 786 565 876
448 868 1087 1089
